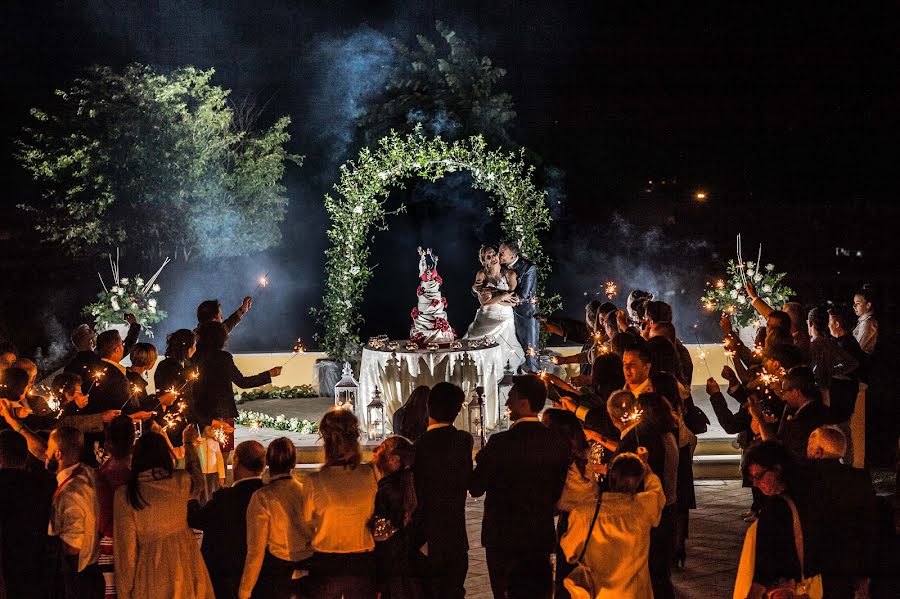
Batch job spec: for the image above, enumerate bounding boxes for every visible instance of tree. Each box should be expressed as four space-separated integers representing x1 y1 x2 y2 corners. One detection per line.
356 21 518 151
16 64 302 261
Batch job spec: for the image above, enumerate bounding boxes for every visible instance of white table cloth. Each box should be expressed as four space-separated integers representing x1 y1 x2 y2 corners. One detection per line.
359 343 506 434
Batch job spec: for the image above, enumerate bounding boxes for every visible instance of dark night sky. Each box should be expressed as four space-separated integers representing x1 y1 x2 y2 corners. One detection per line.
1 1 898 355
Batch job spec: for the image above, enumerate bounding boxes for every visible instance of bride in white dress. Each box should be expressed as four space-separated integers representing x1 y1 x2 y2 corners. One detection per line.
464 245 526 370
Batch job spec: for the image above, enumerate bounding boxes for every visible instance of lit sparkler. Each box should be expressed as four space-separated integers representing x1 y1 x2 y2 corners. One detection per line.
692 324 713 378
250 271 271 296
280 337 307 367
715 279 725 290
604 281 618 299
526 346 539 358
84 370 105 393
538 369 547 380
621 407 644 445
249 420 261 432
212 426 227 445
704 300 716 312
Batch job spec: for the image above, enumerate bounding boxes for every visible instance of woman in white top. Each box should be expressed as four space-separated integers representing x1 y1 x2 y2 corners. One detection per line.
238 437 312 599
560 451 665 599
300 409 378 598
852 285 878 354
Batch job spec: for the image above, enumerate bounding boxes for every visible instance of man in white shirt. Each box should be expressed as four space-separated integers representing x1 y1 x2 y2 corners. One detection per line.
47 426 104 598
623 347 654 396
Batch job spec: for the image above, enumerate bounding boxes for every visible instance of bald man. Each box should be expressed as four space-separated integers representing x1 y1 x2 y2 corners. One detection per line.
188 441 266 599
803 427 879 598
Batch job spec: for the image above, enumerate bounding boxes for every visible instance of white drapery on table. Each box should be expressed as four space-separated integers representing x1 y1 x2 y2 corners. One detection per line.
359 343 505 433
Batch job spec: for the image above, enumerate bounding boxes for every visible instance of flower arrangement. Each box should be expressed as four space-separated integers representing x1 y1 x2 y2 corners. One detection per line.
235 384 318 402
236 410 319 434
83 251 170 337
700 259 795 328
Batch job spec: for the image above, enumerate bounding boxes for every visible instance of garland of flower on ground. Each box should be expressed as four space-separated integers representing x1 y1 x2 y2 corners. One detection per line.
313 124 560 361
236 410 319 434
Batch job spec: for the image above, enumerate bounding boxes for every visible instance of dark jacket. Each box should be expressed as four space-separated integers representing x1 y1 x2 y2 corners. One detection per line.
0 468 56 599
797 460 880 577
413 425 473 560
192 350 271 422
187 477 265 578
64 350 105 393
470 421 569 553
85 360 130 414
776 401 831 462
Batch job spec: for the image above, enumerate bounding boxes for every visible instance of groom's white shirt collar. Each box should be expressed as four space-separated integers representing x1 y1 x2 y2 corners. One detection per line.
507 255 519 269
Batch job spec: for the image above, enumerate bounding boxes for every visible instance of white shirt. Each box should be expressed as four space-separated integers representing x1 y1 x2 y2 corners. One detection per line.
426 423 452 432
49 463 100 572
507 255 519 269
852 312 878 354
510 416 540 427
239 474 312 599
626 378 653 396
303 463 378 554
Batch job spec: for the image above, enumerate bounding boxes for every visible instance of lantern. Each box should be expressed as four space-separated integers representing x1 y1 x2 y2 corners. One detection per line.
334 362 359 413
496 361 515 432
467 386 486 445
367 388 385 442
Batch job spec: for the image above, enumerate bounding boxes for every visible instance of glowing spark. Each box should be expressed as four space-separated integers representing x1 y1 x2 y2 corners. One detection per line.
622 407 644 426
213 427 227 445
695 191 707 201
704 301 716 311
715 279 725 290
249 421 261 432
258 276 269 287
526 346 539 358
604 281 617 299
538 369 547 380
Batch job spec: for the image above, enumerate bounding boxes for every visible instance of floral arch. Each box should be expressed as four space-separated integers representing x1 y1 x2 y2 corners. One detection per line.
314 125 558 360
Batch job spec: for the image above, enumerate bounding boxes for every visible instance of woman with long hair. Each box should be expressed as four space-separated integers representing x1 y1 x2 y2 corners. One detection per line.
372 436 423 598
391 386 430 442
113 429 213 599
542 408 596 599
301 409 379 597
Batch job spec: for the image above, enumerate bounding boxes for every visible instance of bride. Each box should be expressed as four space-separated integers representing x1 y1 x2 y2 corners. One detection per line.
464 245 525 370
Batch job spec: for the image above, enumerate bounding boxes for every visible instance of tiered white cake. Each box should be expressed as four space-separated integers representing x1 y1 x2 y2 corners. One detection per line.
410 247 456 346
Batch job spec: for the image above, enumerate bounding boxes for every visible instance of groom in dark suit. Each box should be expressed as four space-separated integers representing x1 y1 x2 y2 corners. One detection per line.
499 241 539 372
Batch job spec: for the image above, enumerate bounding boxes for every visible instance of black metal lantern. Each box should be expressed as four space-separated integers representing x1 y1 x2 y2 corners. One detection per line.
496 361 515 432
334 362 359 414
467 385 486 445
366 388 385 442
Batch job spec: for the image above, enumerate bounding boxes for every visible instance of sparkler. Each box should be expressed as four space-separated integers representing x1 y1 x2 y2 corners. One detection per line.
526 346 539 358
161 400 188 432
249 420 261 433
84 370 105 393
621 407 644 445
280 337 306 367
604 281 618 299
538 369 547 380
715 279 725 290
212 426 227 445
691 324 713 378
250 271 270 296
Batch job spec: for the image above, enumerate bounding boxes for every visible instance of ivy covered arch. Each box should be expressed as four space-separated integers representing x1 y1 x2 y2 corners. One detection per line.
314 125 559 360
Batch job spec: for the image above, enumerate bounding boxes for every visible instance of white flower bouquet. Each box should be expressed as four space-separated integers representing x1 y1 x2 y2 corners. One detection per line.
700 259 794 328
83 251 170 337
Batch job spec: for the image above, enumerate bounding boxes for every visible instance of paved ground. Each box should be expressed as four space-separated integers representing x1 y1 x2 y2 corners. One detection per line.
236 396 752 598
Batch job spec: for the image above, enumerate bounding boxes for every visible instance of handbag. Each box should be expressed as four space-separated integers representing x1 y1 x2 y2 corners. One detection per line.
563 494 603 599
684 399 710 435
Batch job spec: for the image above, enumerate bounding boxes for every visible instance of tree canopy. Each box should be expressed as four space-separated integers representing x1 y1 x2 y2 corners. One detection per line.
356 21 518 150
16 64 301 261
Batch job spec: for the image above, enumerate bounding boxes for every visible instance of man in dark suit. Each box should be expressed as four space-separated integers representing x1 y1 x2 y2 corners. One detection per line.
188 440 267 599
751 366 831 462
499 241 539 372
413 382 473 599
86 330 131 415
65 316 141 393
799 426 881 598
470 375 569 599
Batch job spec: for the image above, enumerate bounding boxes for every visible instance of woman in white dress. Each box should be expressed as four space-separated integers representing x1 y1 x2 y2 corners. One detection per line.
464 245 526 370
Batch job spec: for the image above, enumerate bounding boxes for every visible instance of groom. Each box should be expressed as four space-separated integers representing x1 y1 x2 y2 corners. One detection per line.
499 241 539 372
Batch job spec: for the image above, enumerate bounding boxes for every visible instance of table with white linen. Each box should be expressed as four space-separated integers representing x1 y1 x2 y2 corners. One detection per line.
359 342 506 433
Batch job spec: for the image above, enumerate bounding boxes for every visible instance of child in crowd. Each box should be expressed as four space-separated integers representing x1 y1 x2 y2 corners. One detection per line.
372 435 423 599
197 424 227 505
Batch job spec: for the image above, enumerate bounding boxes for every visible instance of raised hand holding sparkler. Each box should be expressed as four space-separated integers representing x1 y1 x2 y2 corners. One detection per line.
691 323 713 379
250 271 270 296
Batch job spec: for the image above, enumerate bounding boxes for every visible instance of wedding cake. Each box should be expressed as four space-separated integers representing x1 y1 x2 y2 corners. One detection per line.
409 247 456 346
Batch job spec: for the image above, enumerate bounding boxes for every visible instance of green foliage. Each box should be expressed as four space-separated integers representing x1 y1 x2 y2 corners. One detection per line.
700 260 795 329
236 410 319 434
357 21 517 149
16 64 302 260
314 124 560 361
236 384 318 401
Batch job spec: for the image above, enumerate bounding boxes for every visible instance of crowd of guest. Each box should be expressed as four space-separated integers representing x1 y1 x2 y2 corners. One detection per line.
0 280 895 599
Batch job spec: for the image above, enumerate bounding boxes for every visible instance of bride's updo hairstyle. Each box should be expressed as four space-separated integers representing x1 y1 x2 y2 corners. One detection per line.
479 245 498 266
320 408 362 468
